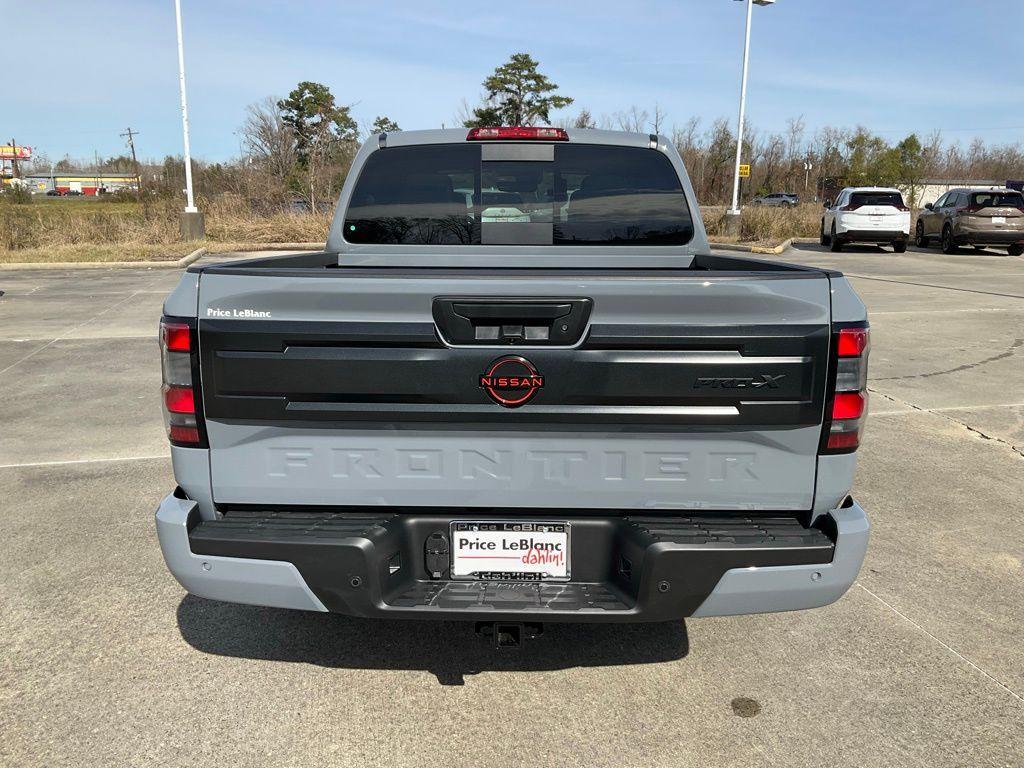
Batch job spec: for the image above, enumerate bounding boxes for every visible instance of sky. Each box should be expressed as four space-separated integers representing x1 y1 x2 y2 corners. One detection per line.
6 0 1024 164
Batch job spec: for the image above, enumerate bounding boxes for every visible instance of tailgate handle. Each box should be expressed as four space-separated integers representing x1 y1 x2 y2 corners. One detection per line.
452 302 572 321
433 298 592 346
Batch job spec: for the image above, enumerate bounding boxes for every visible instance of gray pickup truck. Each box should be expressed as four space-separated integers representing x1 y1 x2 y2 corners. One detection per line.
156 127 870 645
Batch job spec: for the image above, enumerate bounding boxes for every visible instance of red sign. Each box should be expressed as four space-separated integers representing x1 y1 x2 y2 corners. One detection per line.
0 146 32 160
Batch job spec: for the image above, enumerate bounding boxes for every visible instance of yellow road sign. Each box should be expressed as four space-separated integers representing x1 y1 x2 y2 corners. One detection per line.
738 164 751 178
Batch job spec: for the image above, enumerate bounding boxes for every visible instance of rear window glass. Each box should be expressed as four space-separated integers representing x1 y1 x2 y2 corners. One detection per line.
850 192 905 208
343 143 693 246
970 192 1024 208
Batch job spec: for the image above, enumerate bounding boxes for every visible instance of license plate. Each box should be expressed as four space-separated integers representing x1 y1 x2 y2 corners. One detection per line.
993 216 1006 225
869 214 883 222
450 521 570 581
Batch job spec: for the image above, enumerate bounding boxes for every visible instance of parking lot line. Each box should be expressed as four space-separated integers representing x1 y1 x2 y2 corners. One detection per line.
5 333 156 342
870 307 1022 315
0 275 166 376
0 337 60 376
0 454 168 470
855 583 1024 706
848 274 1024 300
871 401 1024 416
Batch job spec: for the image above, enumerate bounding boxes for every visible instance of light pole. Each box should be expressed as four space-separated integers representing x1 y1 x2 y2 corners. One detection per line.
174 0 204 239
725 0 775 234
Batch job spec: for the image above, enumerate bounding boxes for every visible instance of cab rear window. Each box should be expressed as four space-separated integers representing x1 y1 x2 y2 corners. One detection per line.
970 192 1024 209
343 143 693 246
849 192 905 208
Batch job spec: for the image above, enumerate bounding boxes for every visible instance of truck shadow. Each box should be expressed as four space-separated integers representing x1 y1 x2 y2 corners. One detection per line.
790 241 890 255
176 595 689 685
790 241 1014 258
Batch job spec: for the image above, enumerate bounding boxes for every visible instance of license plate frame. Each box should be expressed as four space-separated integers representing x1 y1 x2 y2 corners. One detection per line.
450 521 571 582
992 216 1006 225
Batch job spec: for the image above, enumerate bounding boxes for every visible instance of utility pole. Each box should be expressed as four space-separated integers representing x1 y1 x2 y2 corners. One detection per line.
121 127 143 200
10 138 19 179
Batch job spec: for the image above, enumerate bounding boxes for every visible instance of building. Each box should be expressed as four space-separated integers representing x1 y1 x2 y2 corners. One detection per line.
18 171 139 196
903 179 1002 208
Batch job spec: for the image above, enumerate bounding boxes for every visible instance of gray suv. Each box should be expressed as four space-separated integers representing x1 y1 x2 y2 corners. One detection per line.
752 192 799 208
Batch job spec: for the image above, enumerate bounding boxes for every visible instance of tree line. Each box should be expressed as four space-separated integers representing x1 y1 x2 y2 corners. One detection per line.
21 52 1023 209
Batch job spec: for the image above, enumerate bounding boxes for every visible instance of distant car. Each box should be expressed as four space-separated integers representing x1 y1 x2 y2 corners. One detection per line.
915 187 1024 256
821 187 910 253
752 192 799 208
65 189 83 196
46 189 63 197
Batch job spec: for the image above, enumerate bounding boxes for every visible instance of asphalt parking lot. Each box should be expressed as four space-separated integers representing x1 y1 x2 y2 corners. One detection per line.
2 244 1022 767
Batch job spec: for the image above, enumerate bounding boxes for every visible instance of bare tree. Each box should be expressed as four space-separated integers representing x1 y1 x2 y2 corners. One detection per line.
649 104 665 135
671 117 706 199
240 97 297 200
614 106 649 133
572 109 596 129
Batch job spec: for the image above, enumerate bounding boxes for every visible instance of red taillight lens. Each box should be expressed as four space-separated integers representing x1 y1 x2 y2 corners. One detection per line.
162 322 191 352
895 204 910 212
822 324 869 454
826 429 862 451
466 126 569 141
840 204 860 211
963 205 982 214
837 327 869 357
168 424 201 444
163 385 195 414
159 318 205 448
832 392 866 420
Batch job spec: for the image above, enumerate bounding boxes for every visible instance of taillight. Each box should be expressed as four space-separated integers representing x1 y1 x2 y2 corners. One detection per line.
466 126 569 141
822 325 869 453
894 204 910 212
963 204 983 214
160 317 206 448
840 204 860 211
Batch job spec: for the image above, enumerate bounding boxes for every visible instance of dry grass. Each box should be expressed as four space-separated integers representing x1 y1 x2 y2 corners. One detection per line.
0 196 331 263
701 204 822 245
201 196 332 243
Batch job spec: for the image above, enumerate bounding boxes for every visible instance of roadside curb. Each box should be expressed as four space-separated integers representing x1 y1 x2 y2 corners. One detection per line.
0 243 322 271
0 247 206 271
709 237 816 255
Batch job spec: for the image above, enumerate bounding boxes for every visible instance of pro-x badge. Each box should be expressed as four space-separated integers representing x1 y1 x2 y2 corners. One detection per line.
479 356 545 408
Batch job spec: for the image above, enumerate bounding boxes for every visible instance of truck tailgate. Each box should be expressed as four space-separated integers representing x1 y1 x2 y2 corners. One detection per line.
196 269 831 511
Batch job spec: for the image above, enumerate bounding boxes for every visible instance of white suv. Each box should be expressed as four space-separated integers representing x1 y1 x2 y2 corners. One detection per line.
821 187 911 253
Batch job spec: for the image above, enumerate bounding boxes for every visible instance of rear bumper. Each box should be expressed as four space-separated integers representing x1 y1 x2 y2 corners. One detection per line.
156 492 869 622
837 229 907 243
953 228 1024 245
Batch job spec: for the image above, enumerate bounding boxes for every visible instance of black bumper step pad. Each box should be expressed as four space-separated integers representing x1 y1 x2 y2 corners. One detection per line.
627 514 834 551
390 581 630 612
189 510 392 543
